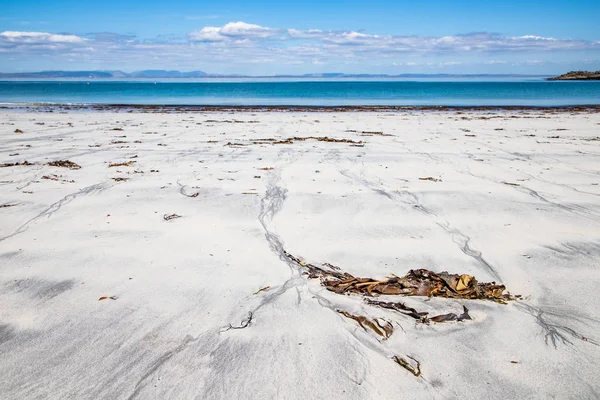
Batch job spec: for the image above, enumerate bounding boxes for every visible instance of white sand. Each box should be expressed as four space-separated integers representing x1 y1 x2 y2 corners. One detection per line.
1 107 599 399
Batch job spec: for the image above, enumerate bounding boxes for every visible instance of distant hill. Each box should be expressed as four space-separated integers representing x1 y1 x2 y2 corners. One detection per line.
0 70 118 78
288 73 548 78
302 73 390 78
130 70 208 78
0 70 207 78
547 71 600 81
0 70 548 79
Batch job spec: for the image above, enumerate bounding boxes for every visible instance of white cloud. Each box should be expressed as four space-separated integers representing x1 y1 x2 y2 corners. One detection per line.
0 31 84 44
287 29 324 39
283 29 599 53
517 35 556 41
189 22 278 42
328 31 379 45
1 24 600 74
188 26 226 42
287 29 380 45
220 22 277 38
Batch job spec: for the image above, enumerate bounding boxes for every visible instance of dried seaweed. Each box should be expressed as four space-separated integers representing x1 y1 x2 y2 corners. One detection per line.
42 174 74 183
392 355 421 377
14 129 23 133
284 252 515 303
111 177 129 182
99 296 117 301
163 213 182 221
284 251 351 280
419 177 441 182
365 299 428 321
325 269 512 303
108 161 136 167
337 310 393 339
253 286 271 295
273 136 364 145
47 160 81 170
429 306 472 322
360 131 392 136
223 312 253 331
366 299 471 324
1 160 35 167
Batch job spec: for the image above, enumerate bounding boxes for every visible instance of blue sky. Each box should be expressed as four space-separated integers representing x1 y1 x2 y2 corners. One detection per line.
1 0 599 74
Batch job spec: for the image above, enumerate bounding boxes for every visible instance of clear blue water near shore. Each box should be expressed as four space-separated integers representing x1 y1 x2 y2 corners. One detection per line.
1 79 600 106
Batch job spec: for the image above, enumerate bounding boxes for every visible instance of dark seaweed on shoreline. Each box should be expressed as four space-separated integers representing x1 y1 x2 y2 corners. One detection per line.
5 103 600 114
284 251 515 303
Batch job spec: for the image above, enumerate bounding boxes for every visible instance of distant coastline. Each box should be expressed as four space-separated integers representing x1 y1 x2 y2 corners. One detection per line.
0 70 549 80
547 71 600 81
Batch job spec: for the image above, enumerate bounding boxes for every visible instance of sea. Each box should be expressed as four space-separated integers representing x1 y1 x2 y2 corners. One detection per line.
1 78 600 107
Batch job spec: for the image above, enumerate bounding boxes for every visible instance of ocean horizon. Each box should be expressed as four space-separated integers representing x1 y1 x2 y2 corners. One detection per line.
2 79 600 107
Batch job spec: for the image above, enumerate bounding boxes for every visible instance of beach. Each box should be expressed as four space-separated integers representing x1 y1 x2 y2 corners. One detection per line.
1 106 600 399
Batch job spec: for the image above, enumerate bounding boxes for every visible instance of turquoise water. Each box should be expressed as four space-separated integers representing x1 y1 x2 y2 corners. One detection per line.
1 79 600 106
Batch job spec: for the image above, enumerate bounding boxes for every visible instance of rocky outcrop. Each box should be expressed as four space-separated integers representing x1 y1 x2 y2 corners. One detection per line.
548 71 600 80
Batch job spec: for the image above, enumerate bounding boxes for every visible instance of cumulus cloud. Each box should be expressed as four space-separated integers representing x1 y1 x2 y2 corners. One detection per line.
188 26 226 42
189 22 278 42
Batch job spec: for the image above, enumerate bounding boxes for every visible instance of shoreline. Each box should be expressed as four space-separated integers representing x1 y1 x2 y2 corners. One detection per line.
3 102 600 113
